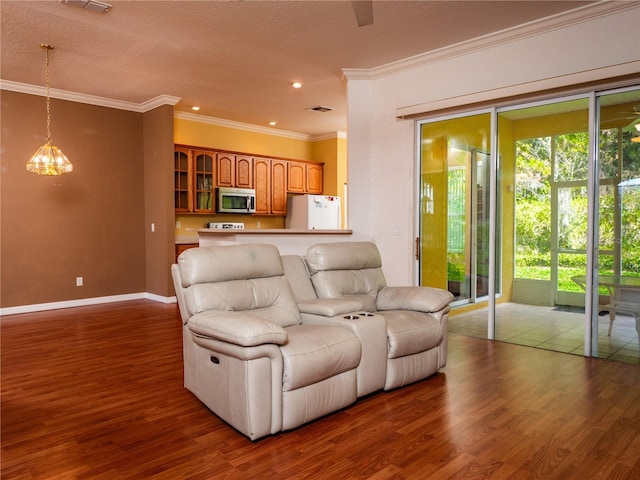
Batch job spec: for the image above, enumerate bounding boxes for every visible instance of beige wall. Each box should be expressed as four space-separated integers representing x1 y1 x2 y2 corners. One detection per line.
0 90 174 308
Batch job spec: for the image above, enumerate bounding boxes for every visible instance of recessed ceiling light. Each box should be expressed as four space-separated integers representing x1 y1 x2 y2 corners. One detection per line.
292 82 302 89
191 106 200 111
269 121 277 126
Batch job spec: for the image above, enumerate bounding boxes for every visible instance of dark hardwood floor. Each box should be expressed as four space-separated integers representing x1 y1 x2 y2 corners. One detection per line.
2 300 639 479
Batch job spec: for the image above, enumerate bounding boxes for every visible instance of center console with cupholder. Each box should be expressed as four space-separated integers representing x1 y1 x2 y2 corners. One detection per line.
299 308 388 397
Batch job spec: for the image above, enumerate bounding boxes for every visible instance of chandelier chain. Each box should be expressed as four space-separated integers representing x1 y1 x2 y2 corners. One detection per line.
43 44 52 143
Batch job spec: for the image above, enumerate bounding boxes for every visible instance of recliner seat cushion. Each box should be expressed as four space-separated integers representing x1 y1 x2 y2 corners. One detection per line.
381 310 443 358
280 324 362 391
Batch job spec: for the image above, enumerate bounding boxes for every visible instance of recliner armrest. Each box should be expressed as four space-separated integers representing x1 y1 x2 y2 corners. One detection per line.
188 310 288 347
297 298 363 317
376 286 454 313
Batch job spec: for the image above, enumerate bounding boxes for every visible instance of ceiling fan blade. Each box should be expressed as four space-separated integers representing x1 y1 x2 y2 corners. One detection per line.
352 0 373 27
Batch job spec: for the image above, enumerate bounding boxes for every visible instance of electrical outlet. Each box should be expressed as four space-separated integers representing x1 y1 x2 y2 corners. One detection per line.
176 220 181 229
392 225 401 236
76 277 83 287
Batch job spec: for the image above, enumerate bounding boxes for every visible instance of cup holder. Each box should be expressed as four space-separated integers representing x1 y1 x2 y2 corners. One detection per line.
359 312 374 317
343 315 360 320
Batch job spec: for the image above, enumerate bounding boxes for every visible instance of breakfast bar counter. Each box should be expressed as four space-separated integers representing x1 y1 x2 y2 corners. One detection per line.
197 228 365 255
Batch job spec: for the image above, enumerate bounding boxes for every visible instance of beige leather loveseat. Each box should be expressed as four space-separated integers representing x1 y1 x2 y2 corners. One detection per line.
172 241 453 440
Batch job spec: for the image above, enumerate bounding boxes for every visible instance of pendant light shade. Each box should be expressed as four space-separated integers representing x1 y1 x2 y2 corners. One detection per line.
26 44 73 176
27 142 73 175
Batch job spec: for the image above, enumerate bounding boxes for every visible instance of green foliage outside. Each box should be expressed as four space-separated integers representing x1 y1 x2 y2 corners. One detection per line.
447 253 466 282
515 127 640 292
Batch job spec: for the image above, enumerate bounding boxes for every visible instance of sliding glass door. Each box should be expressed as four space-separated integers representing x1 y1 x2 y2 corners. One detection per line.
594 90 640 361
496 98 590 352
418 113 492 337
417 85 640 362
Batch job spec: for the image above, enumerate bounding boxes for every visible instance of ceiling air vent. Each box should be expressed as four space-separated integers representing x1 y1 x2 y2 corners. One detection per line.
62 0 112 13
307 105 334 113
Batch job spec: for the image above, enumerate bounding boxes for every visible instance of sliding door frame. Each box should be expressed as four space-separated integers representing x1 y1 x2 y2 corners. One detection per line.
414 85 640 356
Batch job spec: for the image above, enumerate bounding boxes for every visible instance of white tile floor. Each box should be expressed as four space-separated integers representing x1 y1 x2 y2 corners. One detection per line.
449 302 640 365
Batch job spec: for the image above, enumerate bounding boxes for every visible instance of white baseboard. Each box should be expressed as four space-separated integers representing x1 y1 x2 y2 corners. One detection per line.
0 292 177 316
144 292 178 304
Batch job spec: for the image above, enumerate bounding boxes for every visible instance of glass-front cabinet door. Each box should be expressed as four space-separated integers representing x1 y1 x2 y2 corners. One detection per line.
174 148 190 212
193 151 214 213
174 147 215 214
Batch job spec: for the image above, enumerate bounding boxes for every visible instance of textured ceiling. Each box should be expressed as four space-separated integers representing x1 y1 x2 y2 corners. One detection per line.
1 0 594 136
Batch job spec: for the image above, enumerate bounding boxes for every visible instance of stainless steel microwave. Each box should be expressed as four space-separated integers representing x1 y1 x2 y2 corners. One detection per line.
217 187 256 214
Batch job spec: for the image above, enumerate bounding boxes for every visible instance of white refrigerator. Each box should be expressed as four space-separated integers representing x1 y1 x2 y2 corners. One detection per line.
286 195 341 230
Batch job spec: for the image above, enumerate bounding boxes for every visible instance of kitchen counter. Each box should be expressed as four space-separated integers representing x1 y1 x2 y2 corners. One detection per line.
197 228 365 256
198 228 352 235
175 236 199 245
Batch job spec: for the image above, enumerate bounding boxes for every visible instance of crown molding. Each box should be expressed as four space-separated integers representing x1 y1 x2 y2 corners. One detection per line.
396 62 640 119
174 110 315 141
343 1 635 81
1 79 341 140
0 79 180 112
140 95 182 112
311 131 347 142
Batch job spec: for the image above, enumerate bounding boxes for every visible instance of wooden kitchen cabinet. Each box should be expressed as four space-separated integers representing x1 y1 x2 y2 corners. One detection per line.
236 156 253 188
288 161 306 193
253 158 271 215
174 147 215 213
177 144 323 213
288 161 323 194
271 160 287 215
216 154 253 189
253 158 288 216
306 163 323 194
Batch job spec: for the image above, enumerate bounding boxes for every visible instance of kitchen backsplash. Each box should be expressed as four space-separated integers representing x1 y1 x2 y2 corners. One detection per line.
175 214 285 238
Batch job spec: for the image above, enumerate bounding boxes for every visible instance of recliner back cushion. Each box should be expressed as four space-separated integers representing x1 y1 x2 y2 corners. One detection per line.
178 244 300 327
309 270 383 312
179 244 283 285
305 242 387 313
305 241 383 273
